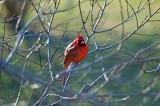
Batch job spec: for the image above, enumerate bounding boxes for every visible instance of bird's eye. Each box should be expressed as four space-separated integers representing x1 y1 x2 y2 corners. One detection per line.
78 40 86 46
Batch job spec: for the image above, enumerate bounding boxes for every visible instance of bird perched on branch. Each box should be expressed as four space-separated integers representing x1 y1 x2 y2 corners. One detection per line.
63 34 88 85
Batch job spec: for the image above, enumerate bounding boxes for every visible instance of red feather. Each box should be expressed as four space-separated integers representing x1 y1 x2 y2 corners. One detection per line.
63 34 88 85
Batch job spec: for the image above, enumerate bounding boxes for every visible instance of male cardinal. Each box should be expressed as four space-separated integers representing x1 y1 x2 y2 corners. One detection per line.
63 34 88 85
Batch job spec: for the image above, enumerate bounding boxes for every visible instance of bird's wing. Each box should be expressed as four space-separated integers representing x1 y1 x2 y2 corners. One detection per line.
64 43 77 69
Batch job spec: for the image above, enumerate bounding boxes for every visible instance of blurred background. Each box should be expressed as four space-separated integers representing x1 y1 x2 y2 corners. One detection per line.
0 0 160 106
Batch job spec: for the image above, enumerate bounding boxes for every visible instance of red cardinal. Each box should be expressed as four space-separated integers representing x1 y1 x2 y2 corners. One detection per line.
63 34 88 85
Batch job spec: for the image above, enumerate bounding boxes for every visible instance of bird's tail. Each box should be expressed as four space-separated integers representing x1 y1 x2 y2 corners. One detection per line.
62 66 68 85
62 63 76 85
62 76 66 85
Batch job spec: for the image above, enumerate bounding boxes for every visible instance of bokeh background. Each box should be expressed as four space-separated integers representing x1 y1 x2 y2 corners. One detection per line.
0 0 160 106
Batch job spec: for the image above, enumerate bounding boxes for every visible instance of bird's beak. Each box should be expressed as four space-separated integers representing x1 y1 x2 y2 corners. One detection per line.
80 40 85 45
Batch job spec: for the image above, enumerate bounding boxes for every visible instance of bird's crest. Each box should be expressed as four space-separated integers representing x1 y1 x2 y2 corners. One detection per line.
76 33 84 40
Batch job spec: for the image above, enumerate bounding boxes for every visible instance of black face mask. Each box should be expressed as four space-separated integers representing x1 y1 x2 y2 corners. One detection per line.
78 40 86 47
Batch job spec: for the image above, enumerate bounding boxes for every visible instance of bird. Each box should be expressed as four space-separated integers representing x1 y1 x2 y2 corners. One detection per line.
63 33 88 85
